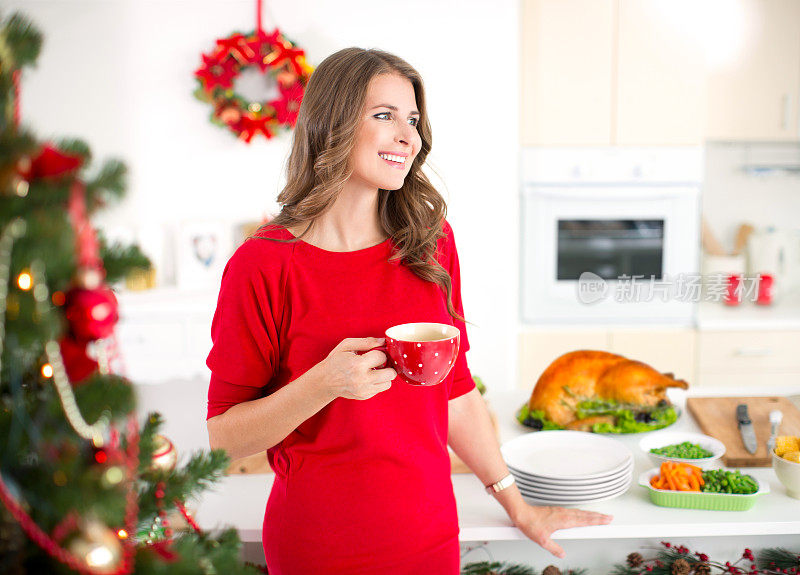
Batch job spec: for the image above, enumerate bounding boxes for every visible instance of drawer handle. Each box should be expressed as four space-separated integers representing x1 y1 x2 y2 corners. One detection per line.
733 347 774 357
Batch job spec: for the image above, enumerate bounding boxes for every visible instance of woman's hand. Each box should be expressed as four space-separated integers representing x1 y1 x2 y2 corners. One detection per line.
321 337 397 400
512 504 613 558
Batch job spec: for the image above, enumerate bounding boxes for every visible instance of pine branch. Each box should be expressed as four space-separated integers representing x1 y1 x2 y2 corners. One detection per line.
138 450 230 520
1 12 43 68
98 232 150 284
462 561 539 575
85 158 126 209
54 137 91 165
758 548 800 571
136 412 164 475
66 374 136 424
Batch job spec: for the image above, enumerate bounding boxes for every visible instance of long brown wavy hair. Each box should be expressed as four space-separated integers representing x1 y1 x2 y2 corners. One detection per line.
260 47 464 322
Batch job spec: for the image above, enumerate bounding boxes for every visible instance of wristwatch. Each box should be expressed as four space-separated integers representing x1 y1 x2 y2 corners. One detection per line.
485 473 515 495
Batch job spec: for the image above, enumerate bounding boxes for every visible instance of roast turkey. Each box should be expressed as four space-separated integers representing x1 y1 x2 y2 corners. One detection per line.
526 350 689 431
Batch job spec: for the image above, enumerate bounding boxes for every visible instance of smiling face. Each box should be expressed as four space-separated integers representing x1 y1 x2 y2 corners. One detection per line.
348 73 423 192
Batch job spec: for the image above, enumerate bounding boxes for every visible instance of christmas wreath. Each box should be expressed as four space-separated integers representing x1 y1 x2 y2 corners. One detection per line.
193 3 313 143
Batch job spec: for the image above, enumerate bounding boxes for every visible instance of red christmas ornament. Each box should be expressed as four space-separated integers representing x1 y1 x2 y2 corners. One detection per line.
58 336 98 384
64 286 119 342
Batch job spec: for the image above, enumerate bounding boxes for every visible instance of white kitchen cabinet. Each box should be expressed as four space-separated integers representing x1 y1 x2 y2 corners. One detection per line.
520 0 614 145
705 0 800 142
615 0 707 145
518 329 610 389
520 0 706 145
608 327 696 382
697 329 800 386
115 287 217 384
517 327 696 390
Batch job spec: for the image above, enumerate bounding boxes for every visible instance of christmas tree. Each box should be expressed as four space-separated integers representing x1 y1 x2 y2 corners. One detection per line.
0 12 260 574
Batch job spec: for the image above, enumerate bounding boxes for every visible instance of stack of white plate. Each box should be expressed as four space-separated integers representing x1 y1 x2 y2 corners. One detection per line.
500 430 634 506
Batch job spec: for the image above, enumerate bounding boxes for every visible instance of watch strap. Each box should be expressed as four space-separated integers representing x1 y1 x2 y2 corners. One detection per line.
485 473 515 495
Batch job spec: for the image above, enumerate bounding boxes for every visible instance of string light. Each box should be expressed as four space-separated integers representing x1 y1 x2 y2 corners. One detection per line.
117 529 128 540
41 363 53 378
17 270 32 290
15 179 29 197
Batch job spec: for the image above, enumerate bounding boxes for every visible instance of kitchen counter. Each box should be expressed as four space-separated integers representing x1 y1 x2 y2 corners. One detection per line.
698 290 800 330
192 387 800 544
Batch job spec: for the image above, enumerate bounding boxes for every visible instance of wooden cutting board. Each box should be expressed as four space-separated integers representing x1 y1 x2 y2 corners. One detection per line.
686 396 800 467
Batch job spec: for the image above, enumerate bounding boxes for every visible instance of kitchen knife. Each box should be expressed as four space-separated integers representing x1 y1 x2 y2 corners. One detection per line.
736 404 758 455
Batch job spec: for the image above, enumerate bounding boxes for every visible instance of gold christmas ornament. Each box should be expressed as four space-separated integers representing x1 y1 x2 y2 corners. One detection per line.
150 434 178 473
68 518 124 575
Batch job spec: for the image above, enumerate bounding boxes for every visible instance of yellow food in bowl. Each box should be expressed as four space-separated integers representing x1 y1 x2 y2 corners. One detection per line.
783 450 800 464
775 436 800 458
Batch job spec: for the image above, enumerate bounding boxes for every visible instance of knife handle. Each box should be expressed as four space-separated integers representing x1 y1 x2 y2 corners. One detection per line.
736 404 751 426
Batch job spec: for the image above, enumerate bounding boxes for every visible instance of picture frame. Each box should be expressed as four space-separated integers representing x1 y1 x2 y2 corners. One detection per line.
176 220 233 289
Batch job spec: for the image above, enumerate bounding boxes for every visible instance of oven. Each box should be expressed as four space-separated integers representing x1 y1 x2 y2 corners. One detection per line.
520 147 702 325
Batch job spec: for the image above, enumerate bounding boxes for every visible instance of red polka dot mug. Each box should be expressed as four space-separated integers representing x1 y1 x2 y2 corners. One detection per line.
379 322 461 386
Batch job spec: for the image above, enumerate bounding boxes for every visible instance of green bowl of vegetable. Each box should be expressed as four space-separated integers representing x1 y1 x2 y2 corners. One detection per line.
639 431 726 469
639 467 768 511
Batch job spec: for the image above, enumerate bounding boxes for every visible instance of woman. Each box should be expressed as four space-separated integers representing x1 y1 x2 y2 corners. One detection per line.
206 47 611 574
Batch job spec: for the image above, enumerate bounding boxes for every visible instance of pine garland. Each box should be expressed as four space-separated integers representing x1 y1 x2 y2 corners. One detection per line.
757 548 800 574
462 561 587 575
463 543 800 575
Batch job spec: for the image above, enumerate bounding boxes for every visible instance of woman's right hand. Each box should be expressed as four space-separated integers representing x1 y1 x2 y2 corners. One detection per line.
320 337 397 400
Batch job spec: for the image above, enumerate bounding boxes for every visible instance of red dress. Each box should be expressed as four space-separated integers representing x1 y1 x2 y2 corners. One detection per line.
206 221 474 574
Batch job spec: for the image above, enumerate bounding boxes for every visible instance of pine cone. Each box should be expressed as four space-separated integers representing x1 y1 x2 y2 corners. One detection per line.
671 558 691 575
627 552 644 567
542 566 562 575
692 564 711 575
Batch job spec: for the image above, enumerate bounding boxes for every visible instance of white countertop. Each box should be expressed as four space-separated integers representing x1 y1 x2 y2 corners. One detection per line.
698 290 800 331
193 387 800 543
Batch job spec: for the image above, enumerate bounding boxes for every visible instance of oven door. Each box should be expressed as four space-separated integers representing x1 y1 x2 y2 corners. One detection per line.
521 184 700 324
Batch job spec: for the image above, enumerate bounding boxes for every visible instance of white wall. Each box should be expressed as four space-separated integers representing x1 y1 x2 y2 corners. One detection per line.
8 0 521 389
703 142 800 247
702 142 800 293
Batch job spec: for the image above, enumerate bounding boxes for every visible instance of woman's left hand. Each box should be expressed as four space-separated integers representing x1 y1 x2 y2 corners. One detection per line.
511 504 613 558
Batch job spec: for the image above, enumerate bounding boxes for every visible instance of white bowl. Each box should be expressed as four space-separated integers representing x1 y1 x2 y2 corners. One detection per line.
639 431 725 469
772 449 800 499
